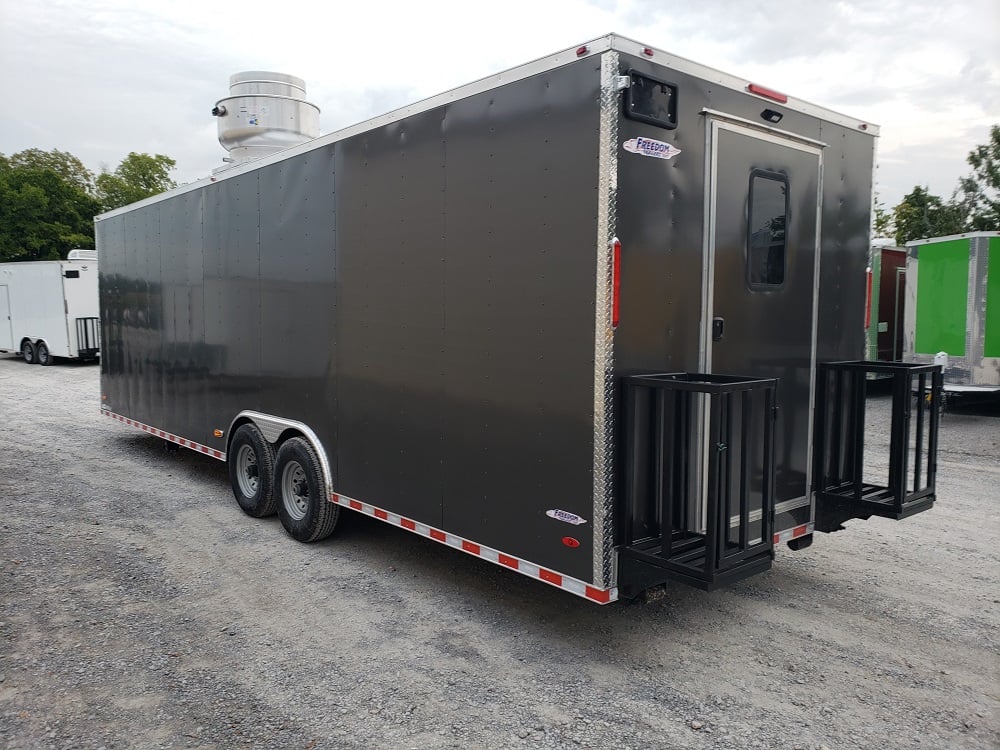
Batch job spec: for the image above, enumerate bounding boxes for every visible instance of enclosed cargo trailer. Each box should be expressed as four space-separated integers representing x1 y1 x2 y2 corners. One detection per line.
98 35 940 603
866 239 907 363
903 232 1000 393
0 250 100 365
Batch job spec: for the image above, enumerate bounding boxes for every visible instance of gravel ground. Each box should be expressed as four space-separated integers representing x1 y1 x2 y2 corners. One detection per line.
1 353 998 750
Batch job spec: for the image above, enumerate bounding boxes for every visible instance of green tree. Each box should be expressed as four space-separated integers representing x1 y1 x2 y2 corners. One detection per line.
7 147 95 194
873 194 894 238
96 152 176 211
892 186 964 245
953 124 999 231
0 156 101 262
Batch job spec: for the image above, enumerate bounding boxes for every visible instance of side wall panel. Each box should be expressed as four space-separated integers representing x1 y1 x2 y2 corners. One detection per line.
986 237 1000 358
335 61 601 580
204 170 263 432
913 239 970 356
335 112 446 524
120 208 164 427
98 219 127 411
157 191 207 445
815 127 875 364
439 63 600 576
258 149 338 454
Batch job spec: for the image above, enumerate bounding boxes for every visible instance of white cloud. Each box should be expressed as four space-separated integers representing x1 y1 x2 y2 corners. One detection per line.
2 0 997 206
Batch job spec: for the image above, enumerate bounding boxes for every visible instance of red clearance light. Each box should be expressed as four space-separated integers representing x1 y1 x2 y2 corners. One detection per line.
576 45 589 56
642 47 654 57
611 237 622 329
747 83 788 104
562 536 581 548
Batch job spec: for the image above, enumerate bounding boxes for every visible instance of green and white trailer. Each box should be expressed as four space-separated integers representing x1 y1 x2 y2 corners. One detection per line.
903 232 1000 393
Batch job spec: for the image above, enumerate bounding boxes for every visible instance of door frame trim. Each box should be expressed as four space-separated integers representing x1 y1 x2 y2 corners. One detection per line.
0 285 13 351
699 113 826 517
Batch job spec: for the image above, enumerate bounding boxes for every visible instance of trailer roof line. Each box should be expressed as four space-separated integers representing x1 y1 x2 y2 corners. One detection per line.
96 33 878 223
905 231 1000 246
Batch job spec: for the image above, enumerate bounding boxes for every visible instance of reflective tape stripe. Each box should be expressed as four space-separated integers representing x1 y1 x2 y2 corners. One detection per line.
773 522 814 544
102 409 225 461
329 493 618 605
103 407 618 603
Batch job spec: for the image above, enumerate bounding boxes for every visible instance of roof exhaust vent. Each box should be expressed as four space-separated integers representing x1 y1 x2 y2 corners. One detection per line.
212 71 320 170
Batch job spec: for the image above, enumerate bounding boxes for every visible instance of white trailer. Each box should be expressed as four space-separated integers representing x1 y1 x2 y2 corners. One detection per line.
0 250 100 365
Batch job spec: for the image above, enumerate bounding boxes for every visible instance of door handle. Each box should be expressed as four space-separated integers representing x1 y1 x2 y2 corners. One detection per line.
712 317 725 341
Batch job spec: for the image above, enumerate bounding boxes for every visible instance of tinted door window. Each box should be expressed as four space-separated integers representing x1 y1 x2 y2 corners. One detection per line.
747 171 788 288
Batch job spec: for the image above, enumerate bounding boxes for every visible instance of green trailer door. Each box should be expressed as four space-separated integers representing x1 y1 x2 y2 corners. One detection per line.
914 238 969 356
985 236 1000 358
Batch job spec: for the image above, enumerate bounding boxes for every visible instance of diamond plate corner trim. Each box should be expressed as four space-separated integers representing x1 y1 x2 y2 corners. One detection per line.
593 51 620 589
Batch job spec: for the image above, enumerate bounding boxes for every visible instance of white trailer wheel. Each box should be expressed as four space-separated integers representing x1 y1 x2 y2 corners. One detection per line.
21 340 36 364
36 342 52 366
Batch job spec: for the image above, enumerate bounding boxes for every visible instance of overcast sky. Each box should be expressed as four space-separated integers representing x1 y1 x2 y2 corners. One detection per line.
1 0 997 209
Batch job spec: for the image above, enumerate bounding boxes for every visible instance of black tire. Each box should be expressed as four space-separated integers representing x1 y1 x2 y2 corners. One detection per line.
227 424 277 518
21 340 36 364
36 342 52 366
787 534 814 551
274 437 339 543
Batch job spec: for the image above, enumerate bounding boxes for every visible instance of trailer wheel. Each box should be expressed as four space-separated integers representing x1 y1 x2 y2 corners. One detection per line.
21 340 36 364
36 342 52 366
274 437 339 543
787 534 813 551
228 424 277 518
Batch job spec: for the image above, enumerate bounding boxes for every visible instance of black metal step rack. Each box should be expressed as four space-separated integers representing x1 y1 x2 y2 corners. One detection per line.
813 361 941 532
618 373 777 597
76 317 101 359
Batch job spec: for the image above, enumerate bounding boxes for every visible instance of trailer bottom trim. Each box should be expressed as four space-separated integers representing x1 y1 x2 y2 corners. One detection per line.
328 493 618 605
774 523 813 545
101 406 617 604
101 409 225 460
102 407 813 602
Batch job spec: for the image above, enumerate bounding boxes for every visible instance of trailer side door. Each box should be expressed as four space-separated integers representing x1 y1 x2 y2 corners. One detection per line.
0 285 12 350
704 117 824 512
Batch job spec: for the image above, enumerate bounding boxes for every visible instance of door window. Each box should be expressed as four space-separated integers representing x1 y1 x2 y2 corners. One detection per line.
747 171 788 288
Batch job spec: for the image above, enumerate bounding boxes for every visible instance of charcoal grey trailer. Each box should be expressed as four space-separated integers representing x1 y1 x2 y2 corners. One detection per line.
97 34 940 604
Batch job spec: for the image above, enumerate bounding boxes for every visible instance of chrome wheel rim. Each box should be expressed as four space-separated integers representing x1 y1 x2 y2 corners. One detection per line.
236 444 259 497
282 460 309 520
